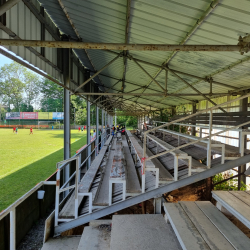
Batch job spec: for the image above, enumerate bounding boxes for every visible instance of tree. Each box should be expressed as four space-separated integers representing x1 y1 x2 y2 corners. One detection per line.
0 63 25 110
0 62 41 111
71 95 87 125
39 79 63 112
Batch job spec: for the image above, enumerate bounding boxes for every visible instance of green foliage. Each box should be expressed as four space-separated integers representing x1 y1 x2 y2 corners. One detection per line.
39 79 63 112
71 95 87 125
0 62 41 111
213 173 247 191
116 116 137 127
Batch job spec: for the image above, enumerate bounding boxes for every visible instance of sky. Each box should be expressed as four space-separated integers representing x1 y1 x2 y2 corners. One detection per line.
0 54 12 68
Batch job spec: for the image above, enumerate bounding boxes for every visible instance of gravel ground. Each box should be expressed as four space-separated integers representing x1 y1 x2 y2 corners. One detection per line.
17 206 54 250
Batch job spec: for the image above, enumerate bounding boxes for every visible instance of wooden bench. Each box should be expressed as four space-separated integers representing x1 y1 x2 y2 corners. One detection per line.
147 134 192 181
164 201 250 250
122 136 141 195
59 144 108 218
129 136 159 192
212 190 250 229
109 140 126 205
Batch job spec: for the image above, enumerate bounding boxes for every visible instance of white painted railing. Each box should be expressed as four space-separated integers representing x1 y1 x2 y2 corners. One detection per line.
141 93 250 193
0 181 56 250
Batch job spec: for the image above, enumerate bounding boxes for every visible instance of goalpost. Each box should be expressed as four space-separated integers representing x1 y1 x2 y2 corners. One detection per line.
38 121 61 129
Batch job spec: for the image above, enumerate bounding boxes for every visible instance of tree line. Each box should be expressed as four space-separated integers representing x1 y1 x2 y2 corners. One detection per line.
0 61 137 126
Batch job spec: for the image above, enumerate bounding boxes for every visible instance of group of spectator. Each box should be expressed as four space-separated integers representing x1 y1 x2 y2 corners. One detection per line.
111 124 126 136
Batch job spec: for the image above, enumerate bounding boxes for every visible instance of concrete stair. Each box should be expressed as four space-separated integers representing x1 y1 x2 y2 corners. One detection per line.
77 220 112 250
76 215 181 250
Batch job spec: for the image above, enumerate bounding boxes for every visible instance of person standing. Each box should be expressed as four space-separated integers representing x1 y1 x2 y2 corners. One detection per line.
29 127 33 135
81 126 84 132
78 126 81 132
84 125 86 131
16 126 18 134
13 126 16 133
93 130 96 139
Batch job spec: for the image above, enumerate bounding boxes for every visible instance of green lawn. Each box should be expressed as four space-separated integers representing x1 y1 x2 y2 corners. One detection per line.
0 128 87 211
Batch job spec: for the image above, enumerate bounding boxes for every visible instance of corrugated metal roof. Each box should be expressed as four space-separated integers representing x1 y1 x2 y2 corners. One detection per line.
7 0 250 112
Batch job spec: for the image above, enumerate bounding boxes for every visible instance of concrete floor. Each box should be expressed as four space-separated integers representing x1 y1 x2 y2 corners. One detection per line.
41 236 80 250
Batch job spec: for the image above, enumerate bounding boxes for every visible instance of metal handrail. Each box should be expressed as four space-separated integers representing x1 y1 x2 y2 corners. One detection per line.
142 92 250 192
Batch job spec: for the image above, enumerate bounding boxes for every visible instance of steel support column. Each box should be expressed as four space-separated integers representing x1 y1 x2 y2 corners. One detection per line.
87 96 91 168
96 106 99 154
238 95 248 189
101 109 104 147
63 48 71 195
191 103 197 136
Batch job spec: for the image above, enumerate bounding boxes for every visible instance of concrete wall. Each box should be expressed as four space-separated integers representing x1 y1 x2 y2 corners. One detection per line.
0 173 56 250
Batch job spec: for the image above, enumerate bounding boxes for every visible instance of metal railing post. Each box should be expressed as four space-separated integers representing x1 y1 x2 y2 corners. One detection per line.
55 169 60 227
207 110 213 168
10 207 16 250
75 157 79 219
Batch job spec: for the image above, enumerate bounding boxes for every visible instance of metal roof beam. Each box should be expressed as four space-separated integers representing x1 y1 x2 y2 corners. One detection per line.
108 50 238 90
75 54 121 92
0 0 21 16
164 0 220 65
0 39 242 52
168 69 227 113
121 0 131 91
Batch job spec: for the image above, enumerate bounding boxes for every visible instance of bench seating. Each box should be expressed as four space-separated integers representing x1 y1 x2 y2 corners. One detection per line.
109 140 126 205
147 134 192 181
212 190 250 229
164 201 250 250
158 128 250 158
59 144 109 218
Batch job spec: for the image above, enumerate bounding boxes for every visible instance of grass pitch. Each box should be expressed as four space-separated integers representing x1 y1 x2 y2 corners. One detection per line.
0 128 87 211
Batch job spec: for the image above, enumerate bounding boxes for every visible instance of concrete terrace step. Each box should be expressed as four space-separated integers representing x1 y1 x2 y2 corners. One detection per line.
77 220 112 250
41 236 80 250
164 201 250 250
110 214 182 250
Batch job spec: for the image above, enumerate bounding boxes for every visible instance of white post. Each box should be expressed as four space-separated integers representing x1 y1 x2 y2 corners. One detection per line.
87 97 91 168
75 157 79 219
96 106 99 155
207 110 213 168
10 207 16 250
115 109 117 127
174 156 178 181
55 169 60 226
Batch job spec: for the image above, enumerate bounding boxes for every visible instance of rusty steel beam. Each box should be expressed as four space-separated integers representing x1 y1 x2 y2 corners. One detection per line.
0 39 242 51
80 92 229 96
168 69 227 113
164 0 220 65
0 0 21 16
74 54 121 92
131 57 165 92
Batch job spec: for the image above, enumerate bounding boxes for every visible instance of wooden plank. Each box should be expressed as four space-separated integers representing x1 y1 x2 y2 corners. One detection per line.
93 143 116 206
229 191 250 206
145 147 174 181
148 134 187 155
104 135 113 146
163 203 210 250
196 201 250 249
180 201 234 250
78 145 108 193
122 137 141 193
212 191 250 228
110 141 125 180
129 137 155 168
181 158 207 172
126 130 133 137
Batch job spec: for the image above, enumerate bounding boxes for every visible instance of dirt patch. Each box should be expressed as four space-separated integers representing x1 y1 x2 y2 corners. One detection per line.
163 182 206 203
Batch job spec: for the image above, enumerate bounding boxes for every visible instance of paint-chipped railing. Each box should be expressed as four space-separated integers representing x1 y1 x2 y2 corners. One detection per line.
0 181 56 250
141 92 250 193
54 131 108 226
